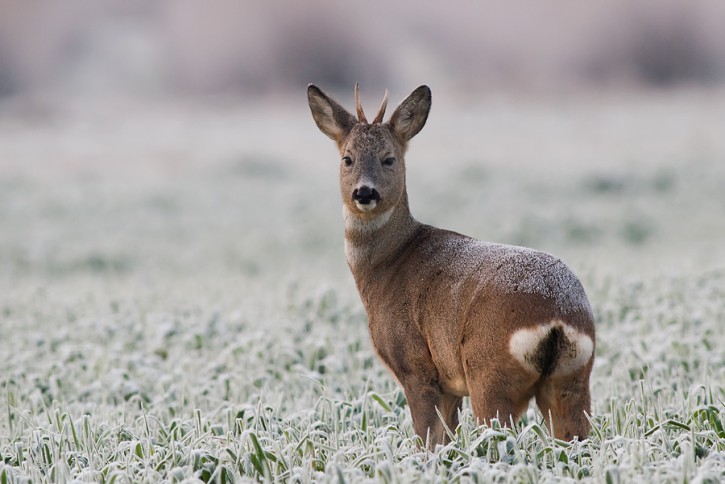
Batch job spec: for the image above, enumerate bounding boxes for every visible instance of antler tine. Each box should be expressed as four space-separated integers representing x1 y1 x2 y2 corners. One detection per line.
354 82 368 124
372 89 389 124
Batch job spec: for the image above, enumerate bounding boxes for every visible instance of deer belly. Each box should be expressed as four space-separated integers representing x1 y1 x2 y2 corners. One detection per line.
439 373 469 397
429 346 470 397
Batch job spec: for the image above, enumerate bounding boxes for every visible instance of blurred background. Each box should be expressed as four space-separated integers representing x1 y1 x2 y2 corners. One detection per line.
2 0 725 97
1 0 724 288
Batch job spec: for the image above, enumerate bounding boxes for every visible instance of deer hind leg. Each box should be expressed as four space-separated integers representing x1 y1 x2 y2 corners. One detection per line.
535 371 592 441
403 380 463 448
509 320 595 440
463 355 536 430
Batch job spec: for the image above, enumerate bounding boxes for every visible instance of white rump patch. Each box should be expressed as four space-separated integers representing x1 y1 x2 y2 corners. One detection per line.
509 320 593 376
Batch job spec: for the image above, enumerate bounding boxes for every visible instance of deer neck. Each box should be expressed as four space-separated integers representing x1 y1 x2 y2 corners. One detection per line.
343 191 420 274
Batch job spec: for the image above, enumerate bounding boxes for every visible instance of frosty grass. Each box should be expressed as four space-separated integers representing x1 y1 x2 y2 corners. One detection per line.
1 92 724 482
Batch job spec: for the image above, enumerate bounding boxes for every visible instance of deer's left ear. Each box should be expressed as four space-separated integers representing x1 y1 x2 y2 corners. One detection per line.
389 85 431 142
308 85 357 143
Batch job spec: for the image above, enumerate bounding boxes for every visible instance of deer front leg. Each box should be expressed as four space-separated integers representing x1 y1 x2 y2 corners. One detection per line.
369 317 462 447
402 378 462 448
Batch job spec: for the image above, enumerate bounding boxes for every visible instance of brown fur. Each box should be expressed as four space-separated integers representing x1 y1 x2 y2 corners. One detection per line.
307 84 596 448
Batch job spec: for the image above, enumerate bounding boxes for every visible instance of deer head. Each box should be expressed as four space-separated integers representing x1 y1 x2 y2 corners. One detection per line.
307 83 431 222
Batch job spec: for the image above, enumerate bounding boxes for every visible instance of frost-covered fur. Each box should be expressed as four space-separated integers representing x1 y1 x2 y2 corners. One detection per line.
308 84 596 448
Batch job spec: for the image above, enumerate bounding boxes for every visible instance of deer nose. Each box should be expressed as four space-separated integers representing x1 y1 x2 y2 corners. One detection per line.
352 186 381 205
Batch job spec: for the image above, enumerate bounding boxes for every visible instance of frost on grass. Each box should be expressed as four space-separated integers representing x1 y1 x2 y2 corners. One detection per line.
1 272 724 482
1 95 725 481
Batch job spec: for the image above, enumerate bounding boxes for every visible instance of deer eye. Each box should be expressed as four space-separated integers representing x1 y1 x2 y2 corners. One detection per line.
382 157 395 167
342 156 353 166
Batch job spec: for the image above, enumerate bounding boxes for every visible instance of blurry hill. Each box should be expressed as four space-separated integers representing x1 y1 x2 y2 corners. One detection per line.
1 0 724 100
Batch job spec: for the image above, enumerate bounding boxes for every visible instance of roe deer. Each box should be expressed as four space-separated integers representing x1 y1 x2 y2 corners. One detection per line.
307 83 595 448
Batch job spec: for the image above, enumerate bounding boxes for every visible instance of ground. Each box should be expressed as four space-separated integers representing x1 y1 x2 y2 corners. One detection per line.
0 89 724 482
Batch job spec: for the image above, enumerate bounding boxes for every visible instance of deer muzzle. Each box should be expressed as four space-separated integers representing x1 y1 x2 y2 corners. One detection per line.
352 186 381 207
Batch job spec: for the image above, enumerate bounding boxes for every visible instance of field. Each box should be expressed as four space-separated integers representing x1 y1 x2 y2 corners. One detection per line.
1 89 724 482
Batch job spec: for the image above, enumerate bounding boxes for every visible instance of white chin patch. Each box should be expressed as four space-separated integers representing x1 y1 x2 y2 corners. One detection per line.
355 200 377 212
343 205 393 235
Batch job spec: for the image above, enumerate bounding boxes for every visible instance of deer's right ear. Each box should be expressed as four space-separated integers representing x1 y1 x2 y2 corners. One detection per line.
308 85 357 143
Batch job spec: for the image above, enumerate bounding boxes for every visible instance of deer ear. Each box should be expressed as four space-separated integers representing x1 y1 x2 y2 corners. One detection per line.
389 85 431 141
308 85 357 143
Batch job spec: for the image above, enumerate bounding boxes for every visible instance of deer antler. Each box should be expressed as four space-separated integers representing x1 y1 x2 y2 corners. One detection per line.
354 82 368 124
372 90 388 124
